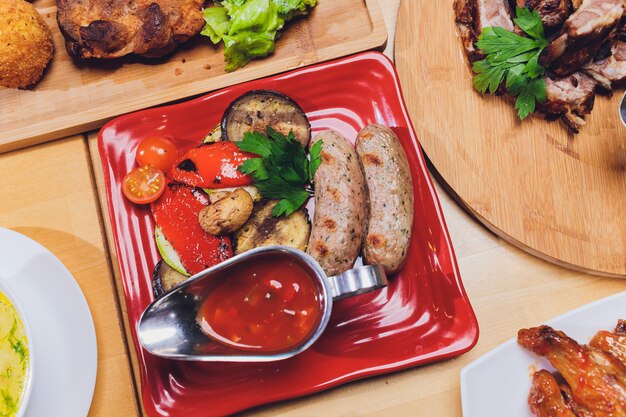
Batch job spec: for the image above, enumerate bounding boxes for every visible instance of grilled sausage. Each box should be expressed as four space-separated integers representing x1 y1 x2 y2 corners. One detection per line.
356 124 414 274
306 131 366 276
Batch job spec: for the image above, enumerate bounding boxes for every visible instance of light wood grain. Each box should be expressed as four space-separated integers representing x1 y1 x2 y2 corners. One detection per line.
82 2 626 417
395 0 626 278
0 137 140 416
87 133 145 415
0 0 386 154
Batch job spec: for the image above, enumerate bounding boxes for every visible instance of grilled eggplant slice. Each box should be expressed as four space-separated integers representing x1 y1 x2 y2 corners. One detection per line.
234 199 311 255
221 90 311 148
152 260 190 298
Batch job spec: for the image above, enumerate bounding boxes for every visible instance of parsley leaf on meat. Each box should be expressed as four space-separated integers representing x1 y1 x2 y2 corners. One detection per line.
472 7 549 120
236 127 322 217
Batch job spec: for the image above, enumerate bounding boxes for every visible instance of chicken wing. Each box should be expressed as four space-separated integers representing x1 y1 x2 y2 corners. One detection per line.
518 326 626 417
591 327 626 369
529 370 579 417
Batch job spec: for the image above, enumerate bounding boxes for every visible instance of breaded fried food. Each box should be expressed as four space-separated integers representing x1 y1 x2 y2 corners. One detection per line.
0 0 53 88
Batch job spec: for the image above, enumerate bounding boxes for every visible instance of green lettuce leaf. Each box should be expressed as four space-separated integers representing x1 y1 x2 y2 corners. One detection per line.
201 0 317 71
201 6 230 43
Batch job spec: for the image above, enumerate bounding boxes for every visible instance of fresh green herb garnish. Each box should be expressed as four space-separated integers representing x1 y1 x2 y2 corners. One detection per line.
236 127 322 217
472 7 550 120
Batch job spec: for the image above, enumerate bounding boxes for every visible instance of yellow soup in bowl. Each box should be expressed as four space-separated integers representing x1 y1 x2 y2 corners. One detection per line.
0 291 29 417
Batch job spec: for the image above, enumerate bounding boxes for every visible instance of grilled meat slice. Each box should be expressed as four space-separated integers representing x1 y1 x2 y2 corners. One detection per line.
583 40 626 90
455 0 515 62
56 0 205 59
516 0 572 32
539 0 626 76
518 326 626 417
540 72 596 132
528 370 578 417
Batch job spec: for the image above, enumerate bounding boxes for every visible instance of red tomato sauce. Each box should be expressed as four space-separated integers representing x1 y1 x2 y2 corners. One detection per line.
151 184 232 274
196 256 322 353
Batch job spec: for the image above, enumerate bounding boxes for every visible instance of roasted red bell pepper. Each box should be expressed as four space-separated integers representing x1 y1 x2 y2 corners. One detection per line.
169 142 255 188
151 183 232 275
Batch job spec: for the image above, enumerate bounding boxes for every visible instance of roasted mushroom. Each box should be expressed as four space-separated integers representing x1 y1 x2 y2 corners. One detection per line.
198 188 254 235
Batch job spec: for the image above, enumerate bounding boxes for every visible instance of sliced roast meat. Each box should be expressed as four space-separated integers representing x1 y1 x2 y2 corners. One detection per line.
539 0 626 76
583 40 626 89
455 0 482 61
455 0 515 62
475 0 516 32
539 72 597 132
516 0 572 32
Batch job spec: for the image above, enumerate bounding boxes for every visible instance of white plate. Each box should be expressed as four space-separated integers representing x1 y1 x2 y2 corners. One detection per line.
461 291 626 417
0 228 97 417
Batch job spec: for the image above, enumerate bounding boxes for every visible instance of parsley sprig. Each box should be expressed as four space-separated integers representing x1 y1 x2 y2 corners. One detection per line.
473 7 550 120
236 127 322 217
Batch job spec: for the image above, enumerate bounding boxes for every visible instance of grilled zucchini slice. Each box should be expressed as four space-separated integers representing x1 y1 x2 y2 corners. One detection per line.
234 199 311 255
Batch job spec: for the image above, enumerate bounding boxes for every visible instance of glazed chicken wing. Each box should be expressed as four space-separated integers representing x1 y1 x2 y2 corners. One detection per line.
529 370 579 417
590 324 626 369
518 326 626 417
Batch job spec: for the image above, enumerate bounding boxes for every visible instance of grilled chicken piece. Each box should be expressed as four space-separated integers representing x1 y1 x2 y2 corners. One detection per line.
539 0 626 76
583 40 626 90
616 320 626 335
518 326 626 417
516 0 572 32
591 329 626 369
455 0 515 61
560 384 596 417
56 0 205 59
539 72 597 132
529 370 578 417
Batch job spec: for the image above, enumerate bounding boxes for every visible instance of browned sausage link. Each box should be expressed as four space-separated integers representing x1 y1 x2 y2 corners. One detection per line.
306 131 366 276
356 124 414 274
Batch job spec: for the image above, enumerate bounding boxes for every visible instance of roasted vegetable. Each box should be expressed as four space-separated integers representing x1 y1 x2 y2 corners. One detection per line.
169 141 255 189
234 199 311 254
151 184 233 275
203 185 262 204
221 90 311 147
202 125 223 145
152 260 190 298
198 188 254 235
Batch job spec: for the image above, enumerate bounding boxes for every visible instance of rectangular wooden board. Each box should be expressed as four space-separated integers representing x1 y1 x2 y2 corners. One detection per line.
0 0 386 153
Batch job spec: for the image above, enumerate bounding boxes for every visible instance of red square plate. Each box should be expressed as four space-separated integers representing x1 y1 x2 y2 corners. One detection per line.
98 51 479 417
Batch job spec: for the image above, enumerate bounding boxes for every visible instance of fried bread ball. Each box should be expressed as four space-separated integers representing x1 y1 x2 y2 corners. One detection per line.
0 0 54 88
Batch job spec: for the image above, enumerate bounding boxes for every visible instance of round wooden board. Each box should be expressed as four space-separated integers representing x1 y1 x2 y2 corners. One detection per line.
394 0 626 277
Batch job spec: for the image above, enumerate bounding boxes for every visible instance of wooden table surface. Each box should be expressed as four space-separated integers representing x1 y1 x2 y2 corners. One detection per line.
2 2 625 416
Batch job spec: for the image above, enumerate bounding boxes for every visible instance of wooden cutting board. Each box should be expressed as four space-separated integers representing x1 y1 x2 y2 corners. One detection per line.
0 0 386 153
395 0 626 277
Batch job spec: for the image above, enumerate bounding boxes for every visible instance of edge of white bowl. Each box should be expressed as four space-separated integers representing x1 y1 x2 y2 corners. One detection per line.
0 276 34 417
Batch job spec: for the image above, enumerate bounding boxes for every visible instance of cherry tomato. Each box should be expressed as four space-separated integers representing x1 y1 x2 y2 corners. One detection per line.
122 165 166 204
136 136 179 172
